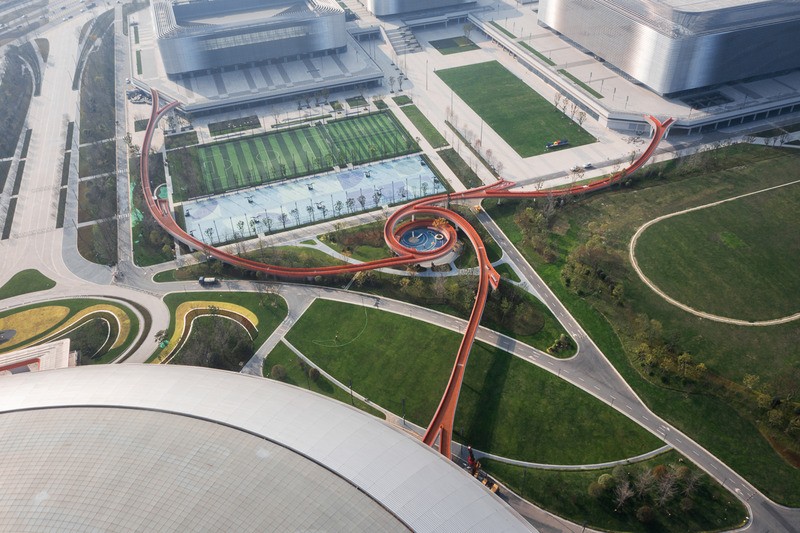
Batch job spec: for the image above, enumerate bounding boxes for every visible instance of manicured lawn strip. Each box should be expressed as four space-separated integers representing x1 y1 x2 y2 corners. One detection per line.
0 269 55 300
134 119 148 132
0 299 138 361
153 292 288 362
152 245 346 282
494 262 520 282
438 147 482 188
164 130 198 150
11 161 24 196
437 61 595 157
208 115 260 137
65 122 74 150
400 105 448 148
20 129 32 159
0 47 33 158
483 144 800 504
346 95 368 108
429 36 479 55
61 152 71 186
520 42 556 66
135 50 142 74
392 95 412 106
79 140 116 177
56 188 67 228
77 220 117 265
265 341 385 419
482 451 746 532
286 299 660 462
321 221 393 261
558 69 603 99
635 183 800 320
79 20 115 143
0 160 11 193
2 198 16 239
489 21 516 39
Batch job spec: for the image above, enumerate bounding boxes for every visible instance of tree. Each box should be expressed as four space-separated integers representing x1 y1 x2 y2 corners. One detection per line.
743 373 760 390
334 200 344 216
614 481 634 510
636 505 655 524
290 207 301 226
357 194 366 209
306 204 315 222
204 227 214 243
577 110 587 126
388 76 396 93
279 212 288 228
346 197 355 213
634 468 655 498
553 92 562 109
270 364 287 380
587 481 604 499
463 22 474 40
308 367 320 382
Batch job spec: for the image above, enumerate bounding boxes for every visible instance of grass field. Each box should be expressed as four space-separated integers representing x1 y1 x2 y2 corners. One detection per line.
400 105 448 148
265 341 385 419
285 299 661 462
153 292 288 362
168 112 417 200
429 36 479 55
484 144 800 503
483 451 746 532
0 270 54 300
437 61 595 157
438 148 482 188
635 182 800 320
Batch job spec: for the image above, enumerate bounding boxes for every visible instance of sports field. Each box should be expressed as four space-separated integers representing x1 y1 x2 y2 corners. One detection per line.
436 61 595 157
634 181 800 321
167 112 417 201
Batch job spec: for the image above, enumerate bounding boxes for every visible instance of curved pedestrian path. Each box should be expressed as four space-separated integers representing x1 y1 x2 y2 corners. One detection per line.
630 178 800 326
140 89 673 456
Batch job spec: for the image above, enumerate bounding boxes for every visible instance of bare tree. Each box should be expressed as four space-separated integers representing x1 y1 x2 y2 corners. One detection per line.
553 92 562 109
463 22 474 40
614 481 634 511
577 110 587 126
388 76 396 93
634 468 655 498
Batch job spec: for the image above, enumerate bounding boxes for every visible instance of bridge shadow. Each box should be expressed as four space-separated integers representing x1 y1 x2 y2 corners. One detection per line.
454 340 514 454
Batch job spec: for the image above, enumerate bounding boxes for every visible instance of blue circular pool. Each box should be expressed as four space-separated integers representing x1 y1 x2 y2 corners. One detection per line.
399 227 447 252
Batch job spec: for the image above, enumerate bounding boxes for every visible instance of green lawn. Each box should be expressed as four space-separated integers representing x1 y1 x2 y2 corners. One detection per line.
285 299 661 462
438 147 482 188
483 451 746 532
635 182 800 320
153 292 288 362
264 341 385 419
400 105 448 148
559 69 603 99
520 42 555 66
79 140 116 177
436 61 595 157
0 269 55 300
483 144 800 504
0 299 139 363
429 36 479 55
168 113 416 200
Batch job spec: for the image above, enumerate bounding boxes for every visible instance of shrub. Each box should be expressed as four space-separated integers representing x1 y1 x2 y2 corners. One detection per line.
271 364 287 380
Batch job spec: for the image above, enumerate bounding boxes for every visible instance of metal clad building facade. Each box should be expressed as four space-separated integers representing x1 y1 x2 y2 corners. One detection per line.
366 0 470 17
154 0 347 77
538 0 800 95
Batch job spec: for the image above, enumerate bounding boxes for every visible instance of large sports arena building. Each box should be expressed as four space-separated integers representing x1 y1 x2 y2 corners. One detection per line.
538 0 800 95
366 0 471 17
153 0 347 77
0 365 532 532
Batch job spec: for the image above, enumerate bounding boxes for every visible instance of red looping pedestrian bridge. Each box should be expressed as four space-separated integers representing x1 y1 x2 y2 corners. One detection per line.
141 89 673 456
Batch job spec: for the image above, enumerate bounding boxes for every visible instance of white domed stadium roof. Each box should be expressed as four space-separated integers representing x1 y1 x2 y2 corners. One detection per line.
0 365 532 532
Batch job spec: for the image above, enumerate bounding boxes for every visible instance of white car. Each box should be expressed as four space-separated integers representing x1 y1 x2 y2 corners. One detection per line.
583 162 593 169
